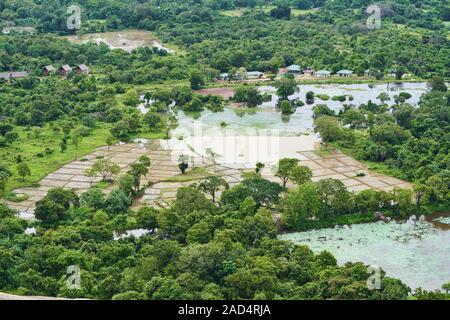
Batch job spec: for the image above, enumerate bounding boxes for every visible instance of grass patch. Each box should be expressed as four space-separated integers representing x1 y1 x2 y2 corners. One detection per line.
316 93 330 101
94 181 112 189
220 9 246 17
1 124 113 192
166 167 214 182
314 148 334 157
331 142 410 181
2 192 29 202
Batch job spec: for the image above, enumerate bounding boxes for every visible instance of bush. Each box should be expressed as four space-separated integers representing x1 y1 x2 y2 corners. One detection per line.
331 95 346 102
316 94 330 101
105 189 132 214
80 188 106 210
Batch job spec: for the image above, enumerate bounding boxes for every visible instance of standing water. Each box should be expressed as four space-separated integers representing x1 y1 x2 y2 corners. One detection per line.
279 214 450 291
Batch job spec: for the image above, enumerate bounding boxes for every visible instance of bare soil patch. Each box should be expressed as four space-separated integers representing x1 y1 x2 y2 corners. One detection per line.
63 30 173 53
195 87 235 100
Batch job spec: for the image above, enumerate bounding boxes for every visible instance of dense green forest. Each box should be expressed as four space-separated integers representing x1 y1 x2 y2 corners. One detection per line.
0 0 449 301
0 0 449 78
0 182 437 299
0 165 448 299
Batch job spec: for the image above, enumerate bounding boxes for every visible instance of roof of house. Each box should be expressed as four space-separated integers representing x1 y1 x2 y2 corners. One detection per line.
77 64 89 71
316 70 331 75
246 71 263 76
0 71 28 79
337 69 353 74
286 64 301 71
60 65 72 72
43 65 55 71
220 73 229 77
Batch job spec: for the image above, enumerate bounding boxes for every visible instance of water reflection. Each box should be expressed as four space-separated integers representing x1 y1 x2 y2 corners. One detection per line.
173 82 428 138
279 213 450 291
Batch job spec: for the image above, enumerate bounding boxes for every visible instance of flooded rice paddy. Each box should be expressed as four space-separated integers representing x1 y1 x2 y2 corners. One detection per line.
174 82 427 137
166 82 428 166
279 214 450 291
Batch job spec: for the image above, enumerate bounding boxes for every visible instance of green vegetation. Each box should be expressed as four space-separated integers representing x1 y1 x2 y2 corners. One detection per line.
167 167 212 183
316 93 330 101
1 168 448 299
1 0 449 82
332 78 449 190
0 124 112 191
0 0 449 301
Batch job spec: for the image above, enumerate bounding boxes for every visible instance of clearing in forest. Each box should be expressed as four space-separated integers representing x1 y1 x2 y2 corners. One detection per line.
62 29 175 53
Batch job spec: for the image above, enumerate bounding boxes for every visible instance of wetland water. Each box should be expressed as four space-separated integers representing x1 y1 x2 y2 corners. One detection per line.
172 81 447 290
279 214 450 291
165 82 428 165
174 82 427 137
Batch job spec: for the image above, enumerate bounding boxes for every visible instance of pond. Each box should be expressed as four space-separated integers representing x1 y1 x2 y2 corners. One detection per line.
279 213 450 291
165 82 428 166
173 82 427 138
137 82 428 166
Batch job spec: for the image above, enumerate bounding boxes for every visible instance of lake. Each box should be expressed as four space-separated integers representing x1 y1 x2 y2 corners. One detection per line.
173 82 428 138
165 82 428 166
279 213 450 291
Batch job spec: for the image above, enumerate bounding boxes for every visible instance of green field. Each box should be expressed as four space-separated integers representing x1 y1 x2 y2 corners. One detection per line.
0 123 166 193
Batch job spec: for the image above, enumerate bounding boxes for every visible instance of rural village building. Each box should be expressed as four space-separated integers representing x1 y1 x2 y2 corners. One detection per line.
42 65 55 76
245 71 263 79
58 65 72 76
337 70 353 77
303 68 315 76
219 73 229 81
75 64 89 74
316 70 331 78
286 64 302 75
219 71 263 81
0 71 28 81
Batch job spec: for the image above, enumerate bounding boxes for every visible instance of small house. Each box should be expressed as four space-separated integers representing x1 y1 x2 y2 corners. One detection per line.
303 68 315 76
75 64 89 74
2 26 36 35
337 70 353 77
286 65 302 75
42 65 55 76
364 69 371 77
0 71 28 81
219 73 229 81
245 71 264 79
387 68 397 78
316 70 331 78
59 65 72 76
